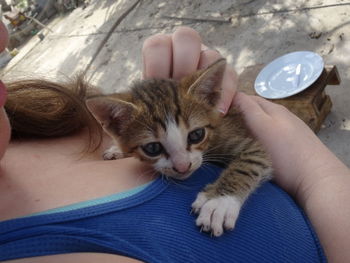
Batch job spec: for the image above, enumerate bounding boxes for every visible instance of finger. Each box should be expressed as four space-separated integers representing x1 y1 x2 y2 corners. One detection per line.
198 44 222 69
233 92 272 130
171 26 201 79
233 92 258 114
197 45 236 115
250 95 288 117
217 66 238 115
142 33 172 79
236 93 276 116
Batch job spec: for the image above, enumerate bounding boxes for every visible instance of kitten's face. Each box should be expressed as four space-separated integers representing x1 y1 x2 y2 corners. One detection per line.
122 88 218 180
86 59 226 180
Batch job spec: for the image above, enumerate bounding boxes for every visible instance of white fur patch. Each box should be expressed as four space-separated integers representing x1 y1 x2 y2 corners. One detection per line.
153 118 203 178
103 145 125 160
163 119 187 159
192 193 242 237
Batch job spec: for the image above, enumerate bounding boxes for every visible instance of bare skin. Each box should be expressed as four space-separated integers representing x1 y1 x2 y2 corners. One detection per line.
0 132 155 221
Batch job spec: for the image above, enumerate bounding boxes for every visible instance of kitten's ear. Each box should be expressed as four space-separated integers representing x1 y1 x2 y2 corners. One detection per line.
186 58 226 106
86 96 136 135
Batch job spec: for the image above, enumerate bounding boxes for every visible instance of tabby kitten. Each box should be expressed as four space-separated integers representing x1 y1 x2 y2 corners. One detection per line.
86 59 272 237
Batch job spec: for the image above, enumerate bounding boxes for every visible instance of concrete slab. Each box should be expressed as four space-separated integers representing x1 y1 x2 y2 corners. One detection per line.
1 0 350 166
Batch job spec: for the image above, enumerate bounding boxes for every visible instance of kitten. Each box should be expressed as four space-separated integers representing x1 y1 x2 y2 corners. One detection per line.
86 59 272 237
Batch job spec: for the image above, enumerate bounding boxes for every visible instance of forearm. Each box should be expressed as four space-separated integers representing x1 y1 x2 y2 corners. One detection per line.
296 151 350 262
233 92 350 261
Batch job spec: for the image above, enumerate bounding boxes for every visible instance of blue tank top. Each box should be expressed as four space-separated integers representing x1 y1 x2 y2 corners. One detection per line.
0 165 326 262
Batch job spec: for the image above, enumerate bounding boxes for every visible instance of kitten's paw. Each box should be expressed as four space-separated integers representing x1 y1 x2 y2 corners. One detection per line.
103 146 124 160
192 193 242 237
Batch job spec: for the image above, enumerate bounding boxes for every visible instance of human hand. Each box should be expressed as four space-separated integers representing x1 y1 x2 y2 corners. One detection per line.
234 92 348 201
142 26 238 115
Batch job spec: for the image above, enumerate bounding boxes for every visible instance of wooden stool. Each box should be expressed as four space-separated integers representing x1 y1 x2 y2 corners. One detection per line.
238 64 341 133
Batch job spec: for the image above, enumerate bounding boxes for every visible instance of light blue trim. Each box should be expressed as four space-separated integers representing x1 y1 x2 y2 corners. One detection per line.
25 181 154 217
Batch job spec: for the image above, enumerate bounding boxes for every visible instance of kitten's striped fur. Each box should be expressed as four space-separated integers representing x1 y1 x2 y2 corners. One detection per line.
86 59 272 237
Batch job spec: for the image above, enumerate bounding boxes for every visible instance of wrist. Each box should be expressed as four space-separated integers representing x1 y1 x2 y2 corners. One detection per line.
293 156 350 262
294 147 350 208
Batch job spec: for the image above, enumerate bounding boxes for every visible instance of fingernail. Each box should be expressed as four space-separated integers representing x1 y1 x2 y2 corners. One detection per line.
217 106 227 115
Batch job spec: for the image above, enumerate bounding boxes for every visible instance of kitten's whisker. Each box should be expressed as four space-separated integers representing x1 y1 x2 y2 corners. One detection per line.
203 144 233 155
203 155 232 160
202 160 230 165
191 158 202 168
160 174 184 188
202 160 228 165
201 162 218 175
204 152 233 156
134 167 159 185
159 174 170 185
134 166 155 175
203 152 234 161
202 156 232 163
167 177 187 187
205 141 228 149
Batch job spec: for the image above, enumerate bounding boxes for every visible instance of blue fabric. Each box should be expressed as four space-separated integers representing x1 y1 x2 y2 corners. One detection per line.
0 165 326 262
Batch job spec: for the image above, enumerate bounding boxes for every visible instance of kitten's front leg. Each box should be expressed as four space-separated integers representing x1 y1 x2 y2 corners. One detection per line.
103 145 125 160
192 190 242 236
192 157 272 237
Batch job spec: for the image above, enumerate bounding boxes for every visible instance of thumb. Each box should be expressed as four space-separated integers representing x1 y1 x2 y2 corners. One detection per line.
233 92 272 134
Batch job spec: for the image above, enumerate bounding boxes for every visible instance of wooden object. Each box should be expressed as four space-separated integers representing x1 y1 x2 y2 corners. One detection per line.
238 64 341 133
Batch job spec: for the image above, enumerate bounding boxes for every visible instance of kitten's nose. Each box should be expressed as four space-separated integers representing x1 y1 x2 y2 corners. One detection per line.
173 162 192 174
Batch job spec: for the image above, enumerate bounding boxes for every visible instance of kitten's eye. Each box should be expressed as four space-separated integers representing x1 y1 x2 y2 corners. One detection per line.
188 128 205 145
141 142 163 157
